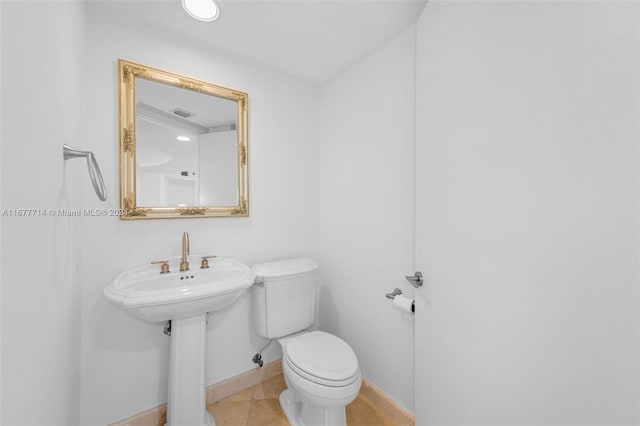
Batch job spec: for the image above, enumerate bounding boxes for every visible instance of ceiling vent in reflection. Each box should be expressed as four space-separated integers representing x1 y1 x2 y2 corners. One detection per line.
172 108 195 119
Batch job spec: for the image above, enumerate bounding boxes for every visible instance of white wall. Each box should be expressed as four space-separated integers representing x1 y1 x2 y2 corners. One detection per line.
415 1 639 424
316 27 416 412
1 2 84 425
79 4 319 424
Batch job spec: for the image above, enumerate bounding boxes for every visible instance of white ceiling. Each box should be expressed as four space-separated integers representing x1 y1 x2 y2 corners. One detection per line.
91 0 427 84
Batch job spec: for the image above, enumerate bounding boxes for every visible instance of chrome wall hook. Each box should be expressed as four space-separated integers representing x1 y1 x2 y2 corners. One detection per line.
63 144 107 201
405 271 423 288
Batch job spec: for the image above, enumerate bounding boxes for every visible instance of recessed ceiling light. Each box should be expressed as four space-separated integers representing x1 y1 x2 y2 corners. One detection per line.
182 0 220 22
176 136 191 142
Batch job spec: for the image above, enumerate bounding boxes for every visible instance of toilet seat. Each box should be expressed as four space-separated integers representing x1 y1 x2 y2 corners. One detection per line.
283 331 360 387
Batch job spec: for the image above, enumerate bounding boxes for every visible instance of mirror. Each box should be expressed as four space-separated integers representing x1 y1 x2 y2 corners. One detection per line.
118 59 248 219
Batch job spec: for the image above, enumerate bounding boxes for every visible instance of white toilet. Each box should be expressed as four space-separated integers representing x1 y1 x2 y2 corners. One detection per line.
251 258 362 426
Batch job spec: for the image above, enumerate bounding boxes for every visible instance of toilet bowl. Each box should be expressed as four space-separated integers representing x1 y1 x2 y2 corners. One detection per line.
250 258 362 426
278 331 362 426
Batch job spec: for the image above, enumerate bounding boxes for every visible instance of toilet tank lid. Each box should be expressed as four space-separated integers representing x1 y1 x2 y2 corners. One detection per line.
252 258 319 278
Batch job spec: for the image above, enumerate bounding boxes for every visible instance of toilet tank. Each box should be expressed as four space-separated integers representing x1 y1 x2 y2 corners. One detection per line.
251 258 319 339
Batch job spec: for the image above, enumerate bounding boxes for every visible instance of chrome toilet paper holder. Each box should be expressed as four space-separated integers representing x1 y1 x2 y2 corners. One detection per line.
385 288 403 299
385 288 415 313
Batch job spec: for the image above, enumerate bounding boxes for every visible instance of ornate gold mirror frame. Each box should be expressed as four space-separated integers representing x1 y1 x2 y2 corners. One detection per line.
118 59 248 220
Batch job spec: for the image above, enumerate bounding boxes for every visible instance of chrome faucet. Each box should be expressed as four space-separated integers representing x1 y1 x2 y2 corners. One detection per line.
180 232 190 272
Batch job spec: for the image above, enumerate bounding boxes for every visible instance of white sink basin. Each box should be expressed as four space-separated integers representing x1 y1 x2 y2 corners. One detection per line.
105 244 255 426
105 256 255 322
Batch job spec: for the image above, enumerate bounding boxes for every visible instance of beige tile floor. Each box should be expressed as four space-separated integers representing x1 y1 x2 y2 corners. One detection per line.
206 374 396 426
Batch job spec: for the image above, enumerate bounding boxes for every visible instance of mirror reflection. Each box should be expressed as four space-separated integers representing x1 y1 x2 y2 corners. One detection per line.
118 59 248 219
135 78 238 207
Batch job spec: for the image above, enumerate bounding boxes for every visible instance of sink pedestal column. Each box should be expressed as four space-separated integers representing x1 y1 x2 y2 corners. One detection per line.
167 313 215 426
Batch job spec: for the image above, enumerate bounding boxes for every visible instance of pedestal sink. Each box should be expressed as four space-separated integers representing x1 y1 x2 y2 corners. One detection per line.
104 255 255 426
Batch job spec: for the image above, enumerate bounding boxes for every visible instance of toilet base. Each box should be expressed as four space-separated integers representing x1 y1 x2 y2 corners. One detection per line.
279 389 301 425
278 388 347 426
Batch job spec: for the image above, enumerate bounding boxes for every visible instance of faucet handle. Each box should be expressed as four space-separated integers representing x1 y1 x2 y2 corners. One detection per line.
200 256 217 269
151 260 170 274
